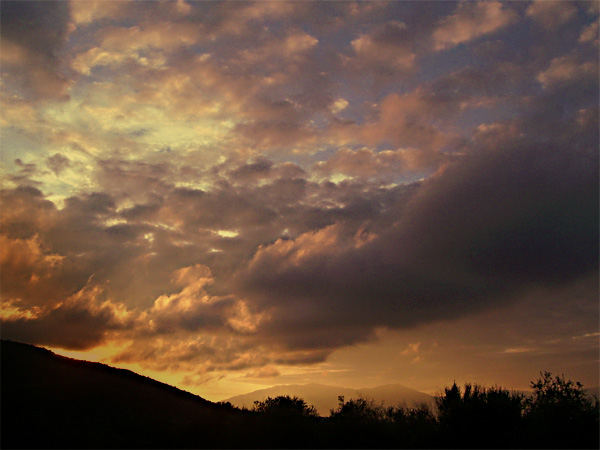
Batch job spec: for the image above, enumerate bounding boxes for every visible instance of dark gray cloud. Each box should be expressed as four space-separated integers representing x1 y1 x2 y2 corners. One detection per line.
46 153 72 175
1 282 133 350
235 119 598 349
0 0 72 100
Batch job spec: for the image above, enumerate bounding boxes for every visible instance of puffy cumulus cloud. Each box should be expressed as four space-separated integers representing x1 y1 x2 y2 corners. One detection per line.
66 12 331 154
1 281 134 350
0 154 398 353
537 54 599 89
0 1 72 101
239 30 318 64
313 147 414 182
526 0 578 29
235 135 598 350
0 147 419 363
433 1 517 51
46 153 72 176
73 21 203 75
225 157 307 187
143 264 263 335
350 21 416 73
214 0 300 36
579 18 599 46
0 187 57 241
359 89 462 164
70 0 128 26
70 0 193 27
0 234 64 305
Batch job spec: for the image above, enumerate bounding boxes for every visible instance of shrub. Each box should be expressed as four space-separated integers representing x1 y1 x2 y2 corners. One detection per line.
252 395 319 418
436 383 523 448
523 372 599 448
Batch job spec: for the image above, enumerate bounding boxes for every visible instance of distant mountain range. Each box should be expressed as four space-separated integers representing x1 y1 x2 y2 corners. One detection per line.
223 382 600 417
223 382 435 415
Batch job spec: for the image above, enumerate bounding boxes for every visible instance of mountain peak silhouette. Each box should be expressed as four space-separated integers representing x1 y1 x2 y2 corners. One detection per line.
223 381 434 415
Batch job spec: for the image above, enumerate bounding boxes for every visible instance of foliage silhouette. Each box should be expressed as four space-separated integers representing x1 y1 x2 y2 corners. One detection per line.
253 395 319 417
436 383 524 448
327 396 393 448
522 371 599 449
250 396 321 448
388 403 439 448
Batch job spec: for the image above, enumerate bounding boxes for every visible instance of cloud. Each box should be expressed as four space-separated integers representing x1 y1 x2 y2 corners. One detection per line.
144 264 242 334
537 54 598 89
579 19 599 46
526 1 578 29
433 1 517 51
69 0 129 25
244 366 281 379
46 153 72 175
235 134 598 349
313 147 413 182
0 0 72 100
0 234 64 305
350 21 416 73
359 89 462 162
1 281 133 350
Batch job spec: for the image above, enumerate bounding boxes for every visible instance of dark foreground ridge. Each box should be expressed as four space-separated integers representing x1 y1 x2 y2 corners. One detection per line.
2 340 598 449
1 340 243 448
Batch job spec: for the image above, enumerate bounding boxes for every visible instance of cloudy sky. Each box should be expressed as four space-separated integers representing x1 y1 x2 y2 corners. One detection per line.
1 0 598 400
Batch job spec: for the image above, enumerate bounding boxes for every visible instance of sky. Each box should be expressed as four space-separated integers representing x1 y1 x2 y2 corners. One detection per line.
1 0 598 401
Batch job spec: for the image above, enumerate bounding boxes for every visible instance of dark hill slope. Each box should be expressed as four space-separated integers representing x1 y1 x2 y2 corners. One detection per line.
1 340 249 449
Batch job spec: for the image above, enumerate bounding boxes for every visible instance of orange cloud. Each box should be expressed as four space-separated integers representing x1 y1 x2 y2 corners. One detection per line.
1 281 134 350
314 147 418 180
526 0 577 29
433 1 516 51
351 21 415 71
537 55 598 89
360 91 457 162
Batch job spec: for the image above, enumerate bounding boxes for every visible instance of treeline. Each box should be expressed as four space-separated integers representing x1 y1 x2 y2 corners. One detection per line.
230 372 599 449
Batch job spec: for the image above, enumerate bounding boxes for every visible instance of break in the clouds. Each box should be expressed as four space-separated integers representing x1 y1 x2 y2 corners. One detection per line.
1 1 598 393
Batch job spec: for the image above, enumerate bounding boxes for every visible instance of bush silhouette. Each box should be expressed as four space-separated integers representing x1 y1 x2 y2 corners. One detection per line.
523 371 599 448
327 396 393 447
435 383 523 448
330 396 385 421
250 396 320 448
253 395 319 417
388 403 439 448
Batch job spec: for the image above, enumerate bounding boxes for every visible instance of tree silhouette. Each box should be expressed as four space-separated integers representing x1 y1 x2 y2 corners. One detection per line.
330 396 384 421
252 395 319 417
251 396 320 448
523 371 599 448
436 383 523 448
388 403 439 448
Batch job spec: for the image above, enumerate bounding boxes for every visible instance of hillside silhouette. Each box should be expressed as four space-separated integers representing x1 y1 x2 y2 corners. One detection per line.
1 340 249 448
2 340 598 449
